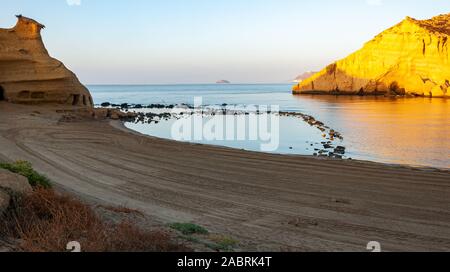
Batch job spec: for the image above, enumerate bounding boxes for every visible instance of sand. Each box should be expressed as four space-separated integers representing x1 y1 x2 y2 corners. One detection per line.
0 102 449 252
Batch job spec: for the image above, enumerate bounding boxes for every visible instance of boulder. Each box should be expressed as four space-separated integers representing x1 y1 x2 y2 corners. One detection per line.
109 109 123 120
127 112 138 118
0 169 32 213
107 109 136 120
93 108 109 119
0 169 32 195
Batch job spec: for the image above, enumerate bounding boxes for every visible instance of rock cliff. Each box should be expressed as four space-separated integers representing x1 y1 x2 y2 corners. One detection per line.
0 15 93 107
293 14 450 98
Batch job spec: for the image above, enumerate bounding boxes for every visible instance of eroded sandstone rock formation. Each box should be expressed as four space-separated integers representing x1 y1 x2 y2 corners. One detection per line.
0 15 93 107
293 14 450 98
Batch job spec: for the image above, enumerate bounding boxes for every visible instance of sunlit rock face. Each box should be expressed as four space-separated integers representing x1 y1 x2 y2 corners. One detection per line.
293 14 450 98
0 15 93 107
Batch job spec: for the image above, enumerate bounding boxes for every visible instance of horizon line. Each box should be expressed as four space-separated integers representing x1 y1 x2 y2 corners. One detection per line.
85 82 295 86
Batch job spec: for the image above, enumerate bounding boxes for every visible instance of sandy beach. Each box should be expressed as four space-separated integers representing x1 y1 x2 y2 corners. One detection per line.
0 102 449 252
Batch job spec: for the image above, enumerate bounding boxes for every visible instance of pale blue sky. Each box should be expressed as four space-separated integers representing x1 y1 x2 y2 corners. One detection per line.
1 0 449 84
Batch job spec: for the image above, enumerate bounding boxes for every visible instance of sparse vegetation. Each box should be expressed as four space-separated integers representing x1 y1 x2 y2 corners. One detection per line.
169 223 209 235
181 235 201 244
0 188 189 252
208 234 238 251
0 161 51 188
169 223 239 251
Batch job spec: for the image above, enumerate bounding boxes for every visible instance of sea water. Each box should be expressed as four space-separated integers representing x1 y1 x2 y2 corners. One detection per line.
89 84 450 169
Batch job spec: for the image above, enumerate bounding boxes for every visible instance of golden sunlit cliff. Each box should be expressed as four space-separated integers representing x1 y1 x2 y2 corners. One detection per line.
293 14 450 98
0 15 93 107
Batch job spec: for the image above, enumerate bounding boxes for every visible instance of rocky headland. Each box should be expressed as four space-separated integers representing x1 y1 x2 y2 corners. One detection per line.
0 15 93 107
293 14 450 98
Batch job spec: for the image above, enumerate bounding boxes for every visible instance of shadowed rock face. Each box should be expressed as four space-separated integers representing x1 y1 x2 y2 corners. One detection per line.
293 14 450 98
0 15 93 107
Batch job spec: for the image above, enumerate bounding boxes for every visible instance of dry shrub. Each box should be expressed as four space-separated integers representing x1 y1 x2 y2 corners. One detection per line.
0 188 188 252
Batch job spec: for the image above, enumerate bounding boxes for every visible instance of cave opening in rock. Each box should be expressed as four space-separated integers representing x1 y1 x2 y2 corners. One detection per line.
72 94 80 106
0 86 5 101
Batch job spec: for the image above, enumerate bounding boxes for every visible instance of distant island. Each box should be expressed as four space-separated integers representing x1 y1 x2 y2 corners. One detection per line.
216 80 231 84
293 13 450 98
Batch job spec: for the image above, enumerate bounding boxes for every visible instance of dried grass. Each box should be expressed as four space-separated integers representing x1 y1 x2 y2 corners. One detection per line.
0 188 188 252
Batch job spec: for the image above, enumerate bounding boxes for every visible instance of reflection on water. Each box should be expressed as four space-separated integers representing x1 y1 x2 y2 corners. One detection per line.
125 113 338 159
294 96 449 169
90 85 449 169
295 96 450 168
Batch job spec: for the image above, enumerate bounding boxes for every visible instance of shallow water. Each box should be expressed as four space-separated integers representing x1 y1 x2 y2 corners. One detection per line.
89 84 450 169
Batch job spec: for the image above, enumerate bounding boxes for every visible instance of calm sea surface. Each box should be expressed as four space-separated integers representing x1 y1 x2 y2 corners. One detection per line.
89 84 450 169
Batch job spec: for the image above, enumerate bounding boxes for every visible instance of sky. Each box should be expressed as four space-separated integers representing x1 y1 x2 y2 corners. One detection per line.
1 0 450 84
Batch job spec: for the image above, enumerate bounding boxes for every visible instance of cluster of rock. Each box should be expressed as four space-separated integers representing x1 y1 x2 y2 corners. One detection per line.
279 112 343 140
293 14 450 98
53 107 138 123
100 102 176 110
133 112 172 124
104 102 349 159
0 169 32 214
313 143 347 159
0 15 93 107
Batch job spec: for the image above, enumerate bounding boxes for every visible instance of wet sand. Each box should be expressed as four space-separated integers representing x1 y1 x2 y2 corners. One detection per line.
0 103 449 251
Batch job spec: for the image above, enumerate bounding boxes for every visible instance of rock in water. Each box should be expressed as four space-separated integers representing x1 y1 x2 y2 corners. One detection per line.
293 14 450 98
0 15 93 107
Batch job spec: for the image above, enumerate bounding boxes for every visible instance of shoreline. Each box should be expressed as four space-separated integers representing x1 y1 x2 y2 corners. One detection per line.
109 103 447 171
292 91 450 99
1 103 449 251
114 120 449 172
